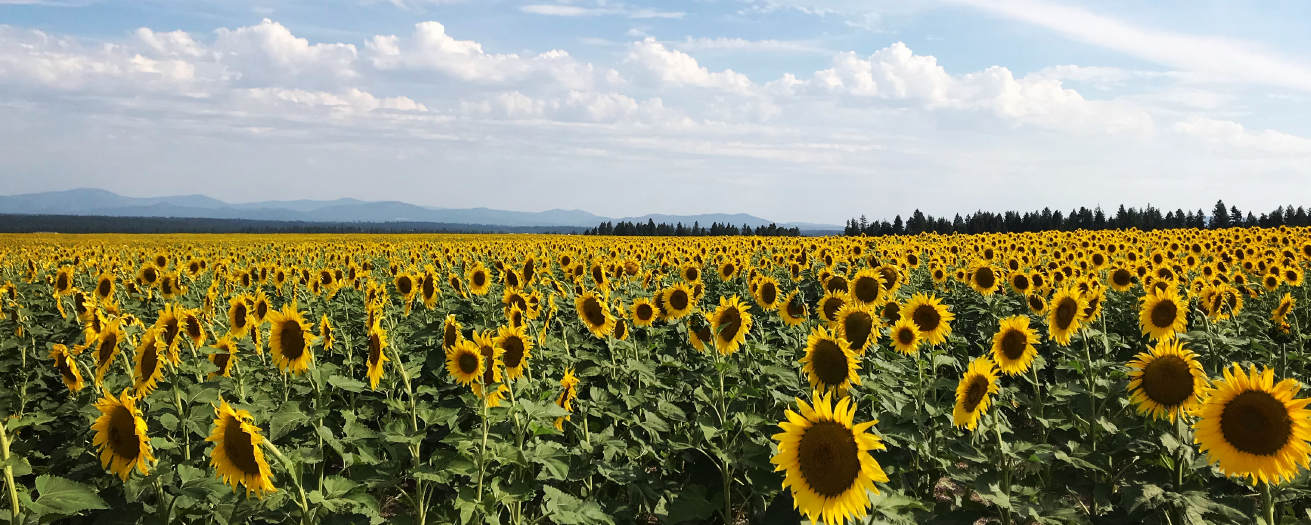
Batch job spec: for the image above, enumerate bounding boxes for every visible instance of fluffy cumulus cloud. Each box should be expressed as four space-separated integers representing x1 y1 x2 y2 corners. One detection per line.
625 38 754 93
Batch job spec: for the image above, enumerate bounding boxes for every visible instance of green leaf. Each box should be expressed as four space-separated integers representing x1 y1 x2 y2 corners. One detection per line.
661 485 714 525
542 485 613 525
328 375 367 393
23 475 108 517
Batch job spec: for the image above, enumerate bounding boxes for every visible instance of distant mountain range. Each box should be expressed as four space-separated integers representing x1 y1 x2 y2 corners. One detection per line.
0 189 843 232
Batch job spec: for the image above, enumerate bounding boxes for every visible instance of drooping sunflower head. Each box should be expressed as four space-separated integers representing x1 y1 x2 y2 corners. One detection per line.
133 328 165 395
780 290 808 327
207 335 238 381
50 344 85 392
442 314 463 350
472 330 508 406
903 292 954 346
953 357 1000 431
800 326 860 394
1271 293 1295 325
1193 364 1311 485
575 290 615 339
771 390 888 525
687 315 714 353
366 322 390 390
91 389 154 481
495 324 533 381
1126 338 1207 422
268 303 315 376
990 315 1039 376
888 317 921 356
834 303 878 355
206 401 277 498
180 308 206 348
93 319 126 384
710 295 753 355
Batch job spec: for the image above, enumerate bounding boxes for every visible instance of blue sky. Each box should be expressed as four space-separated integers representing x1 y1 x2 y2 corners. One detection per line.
1 0 1309 224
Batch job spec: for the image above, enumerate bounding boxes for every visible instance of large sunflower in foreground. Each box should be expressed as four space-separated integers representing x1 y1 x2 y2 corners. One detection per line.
990 315 1039 376
207 401 277 498
953 357 1000 431
1047 287 1087 346
710 295 753 355
268 303 316 375
366 321 390 390
91 389 154 481
50 344 85 392
1139 287 1187 342
1126 338 1207 422
575 291 615 339
1194 364 1311 485
771 390 889 525
903 293 954 346
800 327 860 395
496 324 533 381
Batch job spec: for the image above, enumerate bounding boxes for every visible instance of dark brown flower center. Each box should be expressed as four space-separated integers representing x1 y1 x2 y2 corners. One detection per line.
280 321 305 360
223 416 261 475
796 421 860 498
1150 299 1178 329
911 304 941 333
107 405 141 461
1141 355 1194 407
1000 329 1027 361
842 311 872 350
1220 390 1292 456
502 336 525 368
811 339 848 386
962 376 989 413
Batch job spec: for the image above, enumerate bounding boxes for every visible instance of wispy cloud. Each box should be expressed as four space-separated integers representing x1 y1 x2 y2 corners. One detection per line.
945 0 1311 92
520 4 684 19
672 37 828 54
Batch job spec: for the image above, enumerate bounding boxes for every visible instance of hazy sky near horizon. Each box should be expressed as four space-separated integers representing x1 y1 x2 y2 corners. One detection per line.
1 0 1310 224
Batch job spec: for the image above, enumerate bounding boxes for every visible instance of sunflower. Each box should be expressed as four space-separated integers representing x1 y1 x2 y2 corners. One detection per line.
180 308 206 349
771 390 888 525
155 303 183 364
800 327 861 395
228 295 253 340
662 283 695 320
208 335 238 380
207 401 277 498
1047 287 1087 346
365 321 390 390
554 368 581 431
1272 293 1295 327
631 298 657 327
49 344 85 392
687 315 714 353
471 330 509 407
903 293 954 346
818 290 848 324
1139 287 1187 342
442 314 463 350
466 262 492 296
159 272 183 300
834 304 878 355
52 266 74 296
953 357 1000 431
94 272 115 302
133 328 165 395
968 263 1000 295
93 319 125 385
847 268 884 306
572 290 615 339
755 276 782 311
719 261 739 281
990 315 1039 376
1193 364 1311 485
91 389 154 481
1027 294 1047 315
251 292 271 326
710 295 753 355
780 290 808 327
446 338 485 387
419 271 441 309
495 324 533 381
1126 338 1207 422
268 303 315 375
319 314 334 352
137 264 160 288
888 317 921 356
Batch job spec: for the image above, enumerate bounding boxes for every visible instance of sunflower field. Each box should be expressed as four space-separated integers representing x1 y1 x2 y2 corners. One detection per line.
0 228 1309 525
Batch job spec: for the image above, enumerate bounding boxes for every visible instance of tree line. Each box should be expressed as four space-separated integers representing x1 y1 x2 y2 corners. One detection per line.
584 219 801 237
844 200 1311 236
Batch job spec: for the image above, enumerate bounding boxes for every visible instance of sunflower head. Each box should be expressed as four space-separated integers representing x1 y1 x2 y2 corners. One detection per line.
662 283 695 320
903 293 954 346
632 298 658 327
133 328 165 395
49 344 85 392
268 303 315 376
818 291 849 323
1047 287 1087 346
446 338 485 387
575 290 615 339
780 290 808 327
888 317 921 356
990 315 1039 376
1126 338 1207 422
847 269 884 306
953 357 1000 431
442 314 463 350
206 401 277 498
771 390 889 525
366 321 390 390
710 295 753 355
1193 364 1311 485
834 303 878 355
91 389 154 481
800 326 861 395
495 324 533 381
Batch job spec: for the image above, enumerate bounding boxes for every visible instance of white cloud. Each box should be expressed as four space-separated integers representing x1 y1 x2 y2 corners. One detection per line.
214 19 358 87
672 37 827 54
0 27 204 92
463 89 692 126
243 87 428 116
625 38 754 93
1171 116 1311 155
520 4 685 19
365 21 602 90
945 0 1311 92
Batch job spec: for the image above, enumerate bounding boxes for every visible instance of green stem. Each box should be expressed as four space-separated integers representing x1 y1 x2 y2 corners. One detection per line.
1261 481 1276 525
263 441 311 525
0 421 20 525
